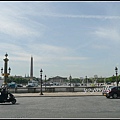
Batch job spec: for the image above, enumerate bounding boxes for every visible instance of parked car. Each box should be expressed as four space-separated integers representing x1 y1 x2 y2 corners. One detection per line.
17 84 23 87
26 84 34 87
8 82 17 88
26 80 38 87
42 83 51 86
107 82 111 85
105 86 120 99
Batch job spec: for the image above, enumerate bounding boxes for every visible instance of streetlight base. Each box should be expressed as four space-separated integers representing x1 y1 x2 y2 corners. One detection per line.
40 93 43 95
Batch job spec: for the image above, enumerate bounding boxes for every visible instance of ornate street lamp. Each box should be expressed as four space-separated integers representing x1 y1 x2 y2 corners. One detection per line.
1 53 11 88
115 67 118 87
45 75 46 92
69 75 72 87
40 69 43 95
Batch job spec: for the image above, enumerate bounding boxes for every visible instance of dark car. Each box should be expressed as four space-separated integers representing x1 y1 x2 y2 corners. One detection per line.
107 82 111 85
106 86 120 99
17 84 23 87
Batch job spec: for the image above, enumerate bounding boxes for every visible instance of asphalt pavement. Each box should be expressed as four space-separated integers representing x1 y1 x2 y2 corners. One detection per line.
13 91 103 97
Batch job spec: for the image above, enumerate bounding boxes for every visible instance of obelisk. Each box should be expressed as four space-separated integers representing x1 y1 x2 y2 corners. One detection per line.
30 56 33 81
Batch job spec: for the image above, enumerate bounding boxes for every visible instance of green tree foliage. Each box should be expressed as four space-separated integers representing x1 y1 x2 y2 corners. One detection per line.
106 75 120 83
7 76 29 85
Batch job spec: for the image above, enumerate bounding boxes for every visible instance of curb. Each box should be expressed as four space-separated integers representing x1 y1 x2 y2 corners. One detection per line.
13 93 103 97
15 95 103 98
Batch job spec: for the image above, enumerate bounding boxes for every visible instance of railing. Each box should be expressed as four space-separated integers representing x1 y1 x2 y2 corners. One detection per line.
4 86 104 93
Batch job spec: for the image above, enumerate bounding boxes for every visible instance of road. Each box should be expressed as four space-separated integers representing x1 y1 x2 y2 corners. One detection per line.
0 96 120 118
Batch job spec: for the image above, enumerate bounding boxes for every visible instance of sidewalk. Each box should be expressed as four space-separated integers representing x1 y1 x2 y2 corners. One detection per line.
13 92 103 97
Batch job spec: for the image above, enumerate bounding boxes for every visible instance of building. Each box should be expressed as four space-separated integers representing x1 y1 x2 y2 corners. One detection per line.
48 76 67 85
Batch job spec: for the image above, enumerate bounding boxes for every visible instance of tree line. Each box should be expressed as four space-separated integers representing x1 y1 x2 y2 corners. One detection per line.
3 75 119 85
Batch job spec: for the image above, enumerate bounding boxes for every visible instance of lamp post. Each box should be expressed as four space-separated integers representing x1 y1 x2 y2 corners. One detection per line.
115 67 118 88
69 75 72 87
40 69 43 95
45 75 46 92
1 53 11 88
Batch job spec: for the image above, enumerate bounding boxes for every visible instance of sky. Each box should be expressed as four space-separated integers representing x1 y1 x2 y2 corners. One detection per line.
0 1 120 79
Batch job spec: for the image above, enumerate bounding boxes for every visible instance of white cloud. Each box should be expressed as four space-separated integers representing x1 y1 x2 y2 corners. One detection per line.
0 43 72 62
0 14 44 38
92 28 120 41
0 43 30 61
0 3 48 38
27 43 69 56
41 13 120 20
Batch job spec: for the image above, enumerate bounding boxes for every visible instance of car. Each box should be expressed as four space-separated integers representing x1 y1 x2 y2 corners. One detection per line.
105 86 120 99
42 83 51 86
17 84 23 87
107 82 111 85
8 82 17 88
102 85 113 96
26 85 34 87
74 83 80 87
26 80 38 87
